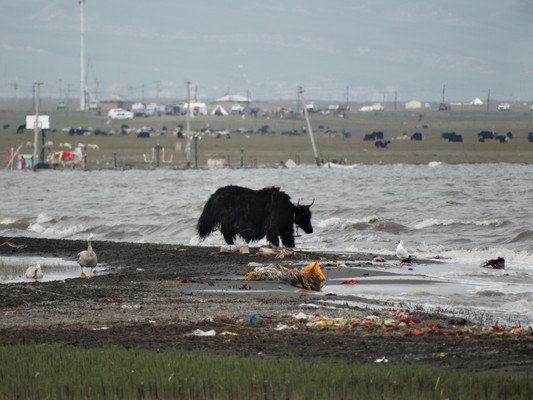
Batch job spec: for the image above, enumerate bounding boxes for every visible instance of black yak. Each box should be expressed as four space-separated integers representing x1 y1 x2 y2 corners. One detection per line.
197 185 313 248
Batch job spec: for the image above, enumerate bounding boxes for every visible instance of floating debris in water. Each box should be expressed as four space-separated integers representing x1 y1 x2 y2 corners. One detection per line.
481 257 505 269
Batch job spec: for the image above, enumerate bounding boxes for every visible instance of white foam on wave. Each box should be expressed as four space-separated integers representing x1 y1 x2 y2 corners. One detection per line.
28 222 89 238
415 246 533 274
27 223 45 234
36 212 57 224
324 163 360 169
428 161 443 168
414 218 504 230
0 216 18 225
500 299 533 321
318 215 379 229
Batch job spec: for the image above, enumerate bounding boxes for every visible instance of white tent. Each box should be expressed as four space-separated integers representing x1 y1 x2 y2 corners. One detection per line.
470 97 483 105
359 103 384 112
215 94 250 102
405 100 422 109
210 105 229 116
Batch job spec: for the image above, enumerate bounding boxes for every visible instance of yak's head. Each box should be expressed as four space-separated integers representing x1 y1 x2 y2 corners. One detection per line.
294 200 314 234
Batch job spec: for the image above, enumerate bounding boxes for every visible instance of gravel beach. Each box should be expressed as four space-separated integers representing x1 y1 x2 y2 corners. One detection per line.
1 236 532 377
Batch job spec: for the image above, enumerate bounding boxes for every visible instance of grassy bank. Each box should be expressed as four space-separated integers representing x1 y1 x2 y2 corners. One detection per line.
0 344 531 399
1 109 533 168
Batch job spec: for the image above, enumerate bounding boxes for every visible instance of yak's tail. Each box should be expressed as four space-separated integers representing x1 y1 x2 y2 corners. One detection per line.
197 196 220 239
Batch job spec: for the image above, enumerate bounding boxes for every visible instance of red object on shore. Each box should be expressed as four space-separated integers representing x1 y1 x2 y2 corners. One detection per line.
341 280 359 285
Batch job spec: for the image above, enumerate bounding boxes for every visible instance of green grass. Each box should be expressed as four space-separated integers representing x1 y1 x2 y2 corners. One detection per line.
2 109 533 167
0 344 531 399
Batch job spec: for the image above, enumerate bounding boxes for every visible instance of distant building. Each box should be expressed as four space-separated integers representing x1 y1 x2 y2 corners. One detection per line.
206 154 228 169
405 100 422 109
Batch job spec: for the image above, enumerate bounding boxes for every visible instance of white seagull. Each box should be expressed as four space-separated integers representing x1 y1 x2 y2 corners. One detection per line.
395 240 412 264
78 233 97 278
25 264 43 280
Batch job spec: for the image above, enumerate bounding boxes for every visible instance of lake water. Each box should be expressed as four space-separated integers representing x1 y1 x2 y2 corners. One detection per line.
1 163 532 326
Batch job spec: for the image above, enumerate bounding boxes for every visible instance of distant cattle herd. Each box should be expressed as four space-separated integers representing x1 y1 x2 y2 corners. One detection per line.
5 121 533 164
361 129 533 147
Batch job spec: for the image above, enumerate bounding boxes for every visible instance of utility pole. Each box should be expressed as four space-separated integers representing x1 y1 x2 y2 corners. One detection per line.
346 86 349 108
442 84 446 104
66 84 72 108
185 81 191 168
487 89 491 112
79 0 86 111
153 80 161 103
33 82 43 169
298 86 320 167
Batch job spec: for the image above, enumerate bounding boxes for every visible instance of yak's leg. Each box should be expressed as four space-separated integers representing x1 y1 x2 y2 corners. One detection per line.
279 233 295 248
223 234 235 245
220 218 236 244
279 225 295 248
221 227 236 244
266 230 280 247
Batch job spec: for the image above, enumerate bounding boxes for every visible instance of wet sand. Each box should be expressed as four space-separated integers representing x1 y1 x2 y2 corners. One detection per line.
0 236 532 376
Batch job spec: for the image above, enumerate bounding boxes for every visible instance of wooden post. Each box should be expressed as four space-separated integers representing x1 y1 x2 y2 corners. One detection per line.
185 81 191 168
298 86 320 167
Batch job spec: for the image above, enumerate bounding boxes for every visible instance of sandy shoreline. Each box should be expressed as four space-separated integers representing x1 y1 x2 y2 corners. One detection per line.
1 236 532 375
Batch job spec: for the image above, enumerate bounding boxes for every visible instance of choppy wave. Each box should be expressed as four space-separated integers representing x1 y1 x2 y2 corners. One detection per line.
2 164 533 325
414 218 506 230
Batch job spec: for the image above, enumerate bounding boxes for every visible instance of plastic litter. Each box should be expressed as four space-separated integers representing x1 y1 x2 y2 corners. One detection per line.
121 304 141 309
188 329 216 337
341 279 359 285
237 309 533 338
243 261 326 290
249 315 264 325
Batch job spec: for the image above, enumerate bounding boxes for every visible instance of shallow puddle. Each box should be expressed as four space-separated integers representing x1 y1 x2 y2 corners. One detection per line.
0 256 107 283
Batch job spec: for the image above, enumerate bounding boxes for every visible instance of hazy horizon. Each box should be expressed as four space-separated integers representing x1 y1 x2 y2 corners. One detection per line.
1 1 532 103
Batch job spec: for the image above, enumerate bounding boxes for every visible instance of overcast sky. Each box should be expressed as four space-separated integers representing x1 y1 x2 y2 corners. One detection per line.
1 0 532 102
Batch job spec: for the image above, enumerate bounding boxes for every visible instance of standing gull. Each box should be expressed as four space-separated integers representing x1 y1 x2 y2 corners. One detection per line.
395 240 412 264
78 233 97 278
25 264 43 279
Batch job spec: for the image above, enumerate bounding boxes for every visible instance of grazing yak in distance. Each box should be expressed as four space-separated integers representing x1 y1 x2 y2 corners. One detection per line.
197 185 314 248
374 140 391 148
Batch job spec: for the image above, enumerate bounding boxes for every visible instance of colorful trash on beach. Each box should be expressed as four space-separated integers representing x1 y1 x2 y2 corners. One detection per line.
243 261 326 290
341 279 359 285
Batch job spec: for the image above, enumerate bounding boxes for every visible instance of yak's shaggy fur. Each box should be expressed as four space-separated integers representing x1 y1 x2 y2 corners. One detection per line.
197 185 313 248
